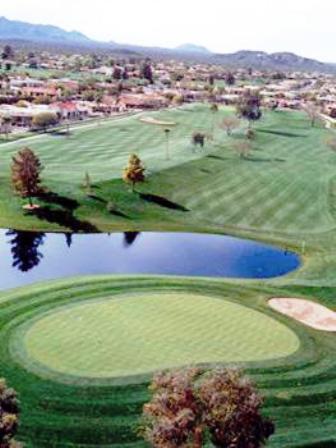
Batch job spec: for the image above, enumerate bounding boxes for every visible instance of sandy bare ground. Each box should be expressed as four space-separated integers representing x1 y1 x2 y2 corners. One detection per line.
140 117 176 126
269 298 336 332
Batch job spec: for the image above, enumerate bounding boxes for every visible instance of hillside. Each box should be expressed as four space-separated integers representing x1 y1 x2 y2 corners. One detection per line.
0 16 91 44
213 50 333 72
175 43 212 54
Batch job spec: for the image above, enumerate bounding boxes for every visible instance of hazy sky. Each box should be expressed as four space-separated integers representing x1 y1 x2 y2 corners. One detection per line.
1 0 335 62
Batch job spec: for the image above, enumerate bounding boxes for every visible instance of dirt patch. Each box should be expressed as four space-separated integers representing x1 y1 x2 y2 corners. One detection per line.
269 298 336 332
140 117 176 126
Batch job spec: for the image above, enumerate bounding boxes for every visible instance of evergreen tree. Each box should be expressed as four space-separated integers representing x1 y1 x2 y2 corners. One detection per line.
123 154 145 192
11 148 44 207
6 230 45 272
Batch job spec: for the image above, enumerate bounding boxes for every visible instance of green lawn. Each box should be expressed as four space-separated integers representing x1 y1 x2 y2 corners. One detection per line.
0 276 335 447
1 104 336 446
0 104 335 283
12 293 299 380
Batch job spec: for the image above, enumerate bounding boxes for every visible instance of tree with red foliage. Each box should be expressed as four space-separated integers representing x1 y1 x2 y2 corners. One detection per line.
141 367 274 448
11 147 44 208
0 378 20 448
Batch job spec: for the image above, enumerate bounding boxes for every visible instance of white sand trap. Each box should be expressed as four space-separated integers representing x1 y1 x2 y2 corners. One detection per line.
140 117 176 126
269 298 336 332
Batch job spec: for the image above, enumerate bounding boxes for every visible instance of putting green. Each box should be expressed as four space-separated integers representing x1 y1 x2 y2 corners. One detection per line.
12 293 300 379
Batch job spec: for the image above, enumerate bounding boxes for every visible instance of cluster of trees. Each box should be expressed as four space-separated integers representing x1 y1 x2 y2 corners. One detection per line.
142 367 274 448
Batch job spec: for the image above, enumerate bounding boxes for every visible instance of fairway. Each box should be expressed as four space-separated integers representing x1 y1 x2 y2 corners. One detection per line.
13 293 299 379
0 105 231 183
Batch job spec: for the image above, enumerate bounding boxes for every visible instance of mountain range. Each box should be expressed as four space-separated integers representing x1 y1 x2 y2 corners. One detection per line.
0 16 335 73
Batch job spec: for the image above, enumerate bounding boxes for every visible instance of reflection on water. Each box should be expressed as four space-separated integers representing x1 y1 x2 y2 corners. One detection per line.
0 230 300 290
6 230 46 272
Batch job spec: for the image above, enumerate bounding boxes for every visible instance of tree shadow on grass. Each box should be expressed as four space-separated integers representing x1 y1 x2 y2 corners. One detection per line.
110 209 131 219
87 195 130 219
140 193 189 212
33 207 98 233
257 129 307 138
34 191 98 233
38 191 79 211
206 154 228 161
88 194 107 204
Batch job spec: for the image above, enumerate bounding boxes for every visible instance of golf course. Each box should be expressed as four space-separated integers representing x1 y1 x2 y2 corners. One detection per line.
1 103 336 446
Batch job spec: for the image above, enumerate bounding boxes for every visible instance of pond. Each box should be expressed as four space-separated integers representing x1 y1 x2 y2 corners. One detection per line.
0 230 300 290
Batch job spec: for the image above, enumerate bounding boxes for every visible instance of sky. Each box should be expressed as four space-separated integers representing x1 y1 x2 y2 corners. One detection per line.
1 0 335 62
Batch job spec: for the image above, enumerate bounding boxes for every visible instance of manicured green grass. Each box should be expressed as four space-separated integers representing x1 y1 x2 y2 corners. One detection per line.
13 293 299 379
0 105 232 183
1 104 336 446
0 276 335 447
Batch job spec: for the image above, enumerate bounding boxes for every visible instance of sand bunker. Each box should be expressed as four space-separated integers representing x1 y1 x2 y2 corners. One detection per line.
140 117 176 126
269 298 336 332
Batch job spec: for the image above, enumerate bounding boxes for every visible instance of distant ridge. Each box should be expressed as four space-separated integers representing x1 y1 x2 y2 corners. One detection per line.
212 50 331 73
0 16 91 44
0 16 335 73
175 43 212 54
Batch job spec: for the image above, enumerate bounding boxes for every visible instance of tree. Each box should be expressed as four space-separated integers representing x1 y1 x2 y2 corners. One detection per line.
221 116 240 136
0 116 12 139
237 91 262 128
82 172 92 196
141 61 154 84
2 45 14 61
142 368 203 447
113 66 122 80
7 230 45 272
142 367 274 448
164 128 171 160
303 103 320 127
11 147 44 208
225 72 235 86
123 154 145 192
210 103 219 136
192 132 206 149
0 378 20 448
32 112 59 132
233 140 252 159
199 368 275 447
122 67 129 80
237 92 262 127
172 95 184 106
